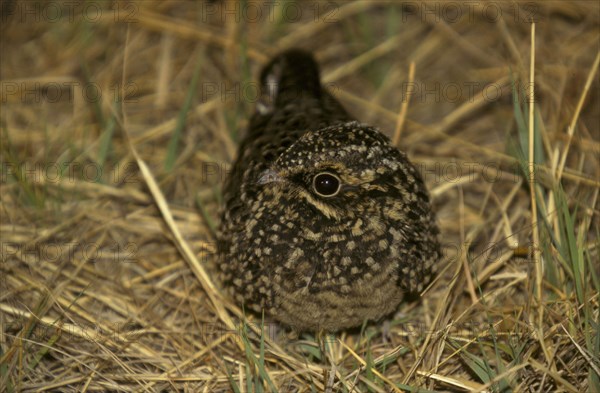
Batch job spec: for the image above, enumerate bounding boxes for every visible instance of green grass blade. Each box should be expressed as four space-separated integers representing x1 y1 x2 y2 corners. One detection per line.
239 320 277 393
1 126 44 208
164 52 203 172
96 107 117 175
223 363 242 393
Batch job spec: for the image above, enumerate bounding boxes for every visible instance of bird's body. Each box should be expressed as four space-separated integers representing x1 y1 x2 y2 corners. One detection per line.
217 49 439 332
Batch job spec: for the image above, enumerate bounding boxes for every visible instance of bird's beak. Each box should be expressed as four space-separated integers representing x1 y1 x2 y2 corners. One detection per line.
257 168 283 185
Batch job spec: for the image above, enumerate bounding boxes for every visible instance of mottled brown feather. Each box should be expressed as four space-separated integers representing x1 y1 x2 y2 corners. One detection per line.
217 49 440 332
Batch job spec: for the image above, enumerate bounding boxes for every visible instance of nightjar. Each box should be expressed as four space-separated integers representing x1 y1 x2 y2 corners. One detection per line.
217 49 440 332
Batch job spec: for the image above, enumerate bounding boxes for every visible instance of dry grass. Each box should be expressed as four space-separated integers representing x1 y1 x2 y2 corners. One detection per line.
1 1 599 392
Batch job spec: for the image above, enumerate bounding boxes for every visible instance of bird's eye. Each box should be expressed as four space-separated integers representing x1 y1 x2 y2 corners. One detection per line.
312 172 341 197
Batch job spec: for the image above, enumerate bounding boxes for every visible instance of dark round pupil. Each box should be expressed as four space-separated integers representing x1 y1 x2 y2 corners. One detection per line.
314 174 340 196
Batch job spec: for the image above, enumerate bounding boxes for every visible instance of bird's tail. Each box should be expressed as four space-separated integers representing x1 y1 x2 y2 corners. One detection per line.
256 49 323 113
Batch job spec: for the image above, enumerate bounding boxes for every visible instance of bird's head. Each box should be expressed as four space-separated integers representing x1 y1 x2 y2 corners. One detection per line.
254 121 426 229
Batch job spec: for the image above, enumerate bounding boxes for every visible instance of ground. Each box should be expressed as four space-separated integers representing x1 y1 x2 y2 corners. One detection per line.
1 1 599 392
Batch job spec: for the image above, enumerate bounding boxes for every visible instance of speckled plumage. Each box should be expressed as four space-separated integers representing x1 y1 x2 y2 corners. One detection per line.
217 49 440 332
